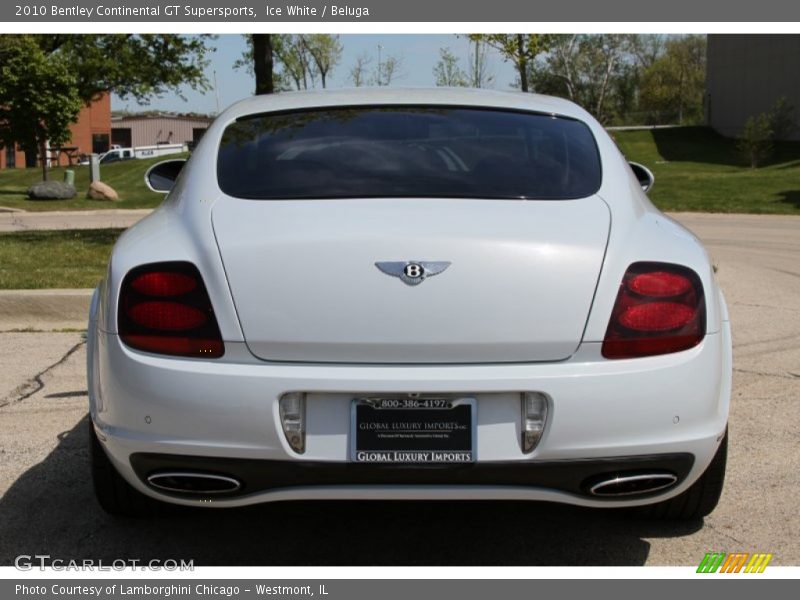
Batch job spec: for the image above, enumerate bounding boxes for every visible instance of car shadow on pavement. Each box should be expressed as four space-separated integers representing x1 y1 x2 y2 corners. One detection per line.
0 415 703 566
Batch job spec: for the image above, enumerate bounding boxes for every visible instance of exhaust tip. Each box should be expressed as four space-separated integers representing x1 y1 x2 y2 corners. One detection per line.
147 471 242 495
587 472 678 497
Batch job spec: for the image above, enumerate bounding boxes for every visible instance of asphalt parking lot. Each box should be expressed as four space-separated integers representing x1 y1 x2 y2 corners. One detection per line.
0 212 797 566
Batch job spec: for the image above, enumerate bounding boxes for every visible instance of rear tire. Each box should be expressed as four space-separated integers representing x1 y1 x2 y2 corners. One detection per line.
637 430 727 520
90 420 167 517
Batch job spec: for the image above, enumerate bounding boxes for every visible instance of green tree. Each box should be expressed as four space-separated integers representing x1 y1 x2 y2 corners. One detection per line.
349 52 372 87
1 34 212 180
738 113 774 168
300 35 343 89
529 34 638 124
638 35 706 125
0 36 83 181
433 48 468 87
736 97 798 168
237 34 342 92
630 34 666 72
374 53 402 86
467 39 494 88
468 34 551 92
346 49 403 87
36 35 212 104
235 35 292 93
768 96 797 140
274 35 316 90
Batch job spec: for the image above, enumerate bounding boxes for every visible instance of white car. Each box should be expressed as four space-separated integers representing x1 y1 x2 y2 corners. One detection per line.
87 88 731 519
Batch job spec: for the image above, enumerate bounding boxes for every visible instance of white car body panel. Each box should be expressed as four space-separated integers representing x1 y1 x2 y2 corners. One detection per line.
88 88 731 510
212 196 610 363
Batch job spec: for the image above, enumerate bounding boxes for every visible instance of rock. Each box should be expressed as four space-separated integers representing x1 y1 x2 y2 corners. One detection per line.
86 181 119 201
27 181 76 200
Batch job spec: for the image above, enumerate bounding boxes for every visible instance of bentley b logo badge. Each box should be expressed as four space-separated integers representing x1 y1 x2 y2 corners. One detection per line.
375 261 451 286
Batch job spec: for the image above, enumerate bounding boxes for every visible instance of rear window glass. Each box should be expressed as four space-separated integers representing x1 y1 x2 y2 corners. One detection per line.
217 106 601 200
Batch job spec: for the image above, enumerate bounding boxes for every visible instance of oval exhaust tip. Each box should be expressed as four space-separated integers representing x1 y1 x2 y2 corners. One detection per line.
147 472 242 495
589 473 678 497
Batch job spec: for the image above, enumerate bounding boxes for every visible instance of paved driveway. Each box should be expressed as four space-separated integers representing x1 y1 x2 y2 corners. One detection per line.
0 213 797 566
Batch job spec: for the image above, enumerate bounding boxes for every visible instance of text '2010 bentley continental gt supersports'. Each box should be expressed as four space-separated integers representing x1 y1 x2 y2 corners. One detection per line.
87 88 731 519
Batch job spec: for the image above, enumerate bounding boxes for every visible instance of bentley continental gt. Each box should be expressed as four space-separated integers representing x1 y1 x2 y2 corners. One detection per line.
87 88 731 518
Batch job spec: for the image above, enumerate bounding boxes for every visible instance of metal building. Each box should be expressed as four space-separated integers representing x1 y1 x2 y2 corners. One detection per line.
706 35 800 140
111 114 213 149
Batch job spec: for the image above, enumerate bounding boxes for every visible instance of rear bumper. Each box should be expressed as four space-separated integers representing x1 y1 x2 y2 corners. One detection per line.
89 320 731 508
130 451 695 501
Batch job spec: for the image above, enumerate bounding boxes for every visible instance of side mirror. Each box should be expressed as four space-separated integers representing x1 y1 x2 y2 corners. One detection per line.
629 162 654 194
144 159 186 193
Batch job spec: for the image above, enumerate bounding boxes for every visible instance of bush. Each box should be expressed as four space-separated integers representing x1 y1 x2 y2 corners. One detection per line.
737 97 798 169
769 96 797 140
737 114 773 169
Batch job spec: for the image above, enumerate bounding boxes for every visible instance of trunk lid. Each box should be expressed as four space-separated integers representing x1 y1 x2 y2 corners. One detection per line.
212 197 610 363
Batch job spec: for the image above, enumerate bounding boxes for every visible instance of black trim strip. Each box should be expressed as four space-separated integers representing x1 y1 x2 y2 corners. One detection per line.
130 452 694 501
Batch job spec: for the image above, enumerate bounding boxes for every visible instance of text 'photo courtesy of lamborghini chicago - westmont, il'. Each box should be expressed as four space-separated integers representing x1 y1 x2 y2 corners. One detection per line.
86 87 731 519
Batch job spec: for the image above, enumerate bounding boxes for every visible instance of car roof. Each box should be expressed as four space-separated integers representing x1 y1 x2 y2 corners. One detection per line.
219 87 593 122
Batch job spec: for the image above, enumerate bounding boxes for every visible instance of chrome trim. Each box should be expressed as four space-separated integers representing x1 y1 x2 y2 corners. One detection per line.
374 261 451 286
589 473 678 497
147 471 241 495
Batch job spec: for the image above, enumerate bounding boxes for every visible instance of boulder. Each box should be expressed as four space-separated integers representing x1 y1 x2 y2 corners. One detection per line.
87 181 119 201
27 181 76 200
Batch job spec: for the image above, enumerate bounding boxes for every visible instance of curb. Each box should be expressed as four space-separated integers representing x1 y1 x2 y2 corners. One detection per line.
0 209 152 232
0 289 93 331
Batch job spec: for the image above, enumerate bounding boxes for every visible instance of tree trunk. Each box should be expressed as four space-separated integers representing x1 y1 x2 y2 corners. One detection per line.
517 34 529 92
39 139 49 182
473 43 479 87
253 34 275 95
595 53 617 123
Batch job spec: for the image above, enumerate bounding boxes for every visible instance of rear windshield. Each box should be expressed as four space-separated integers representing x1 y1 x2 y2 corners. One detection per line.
217 106 601 200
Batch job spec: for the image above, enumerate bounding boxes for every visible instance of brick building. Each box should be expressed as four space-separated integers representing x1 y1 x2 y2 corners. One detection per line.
0 93 112 169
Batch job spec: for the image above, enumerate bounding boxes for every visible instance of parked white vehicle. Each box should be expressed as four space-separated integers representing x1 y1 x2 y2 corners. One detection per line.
131 143 186 159
87 88 731 518
96 144 187 165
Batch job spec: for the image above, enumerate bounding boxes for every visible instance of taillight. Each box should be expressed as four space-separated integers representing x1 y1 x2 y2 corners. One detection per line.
118 262 224 358
602 262 705 359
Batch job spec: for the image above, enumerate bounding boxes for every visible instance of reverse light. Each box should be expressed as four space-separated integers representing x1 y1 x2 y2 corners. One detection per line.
522 392 548 453
279 393 306 454
118 262 224 358
602 262 705 359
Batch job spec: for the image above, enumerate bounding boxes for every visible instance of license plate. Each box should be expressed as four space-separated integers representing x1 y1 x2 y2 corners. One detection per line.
350 397 476 464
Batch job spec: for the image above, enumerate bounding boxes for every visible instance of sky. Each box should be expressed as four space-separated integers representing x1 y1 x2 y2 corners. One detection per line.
111 34 519 115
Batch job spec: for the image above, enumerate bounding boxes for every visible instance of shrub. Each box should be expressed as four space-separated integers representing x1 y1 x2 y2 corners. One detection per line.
769 96 797 140
737 97 798 169
738 113 773 169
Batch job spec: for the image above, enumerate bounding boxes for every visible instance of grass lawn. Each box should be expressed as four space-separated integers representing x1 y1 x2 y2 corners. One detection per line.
0 229 123 289
0 154 186 212
1 127 799 290
612 127 800 214
2 129 800 214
